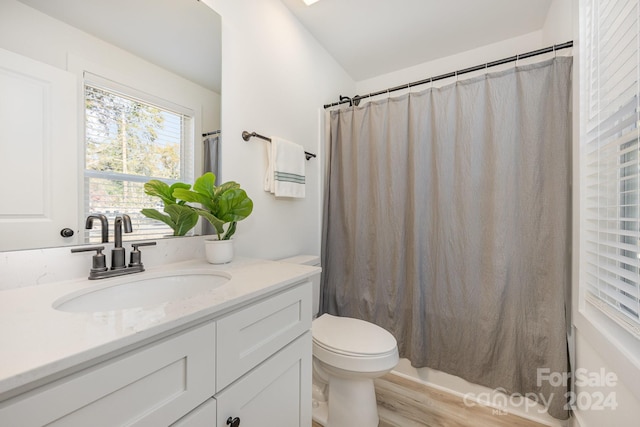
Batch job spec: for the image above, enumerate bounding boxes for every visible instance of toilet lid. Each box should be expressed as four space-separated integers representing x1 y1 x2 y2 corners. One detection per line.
312 314 397 356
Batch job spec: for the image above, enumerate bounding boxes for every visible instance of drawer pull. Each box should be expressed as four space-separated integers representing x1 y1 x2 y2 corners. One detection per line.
226 416 241 427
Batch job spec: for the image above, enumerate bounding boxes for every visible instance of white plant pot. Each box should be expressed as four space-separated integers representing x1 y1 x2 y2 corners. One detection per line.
205 238 234 264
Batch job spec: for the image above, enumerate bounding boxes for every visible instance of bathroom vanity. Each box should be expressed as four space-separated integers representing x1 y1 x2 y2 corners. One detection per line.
0 258 317 426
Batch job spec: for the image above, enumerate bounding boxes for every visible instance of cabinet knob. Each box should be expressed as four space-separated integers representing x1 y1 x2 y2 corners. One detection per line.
226 416 240 427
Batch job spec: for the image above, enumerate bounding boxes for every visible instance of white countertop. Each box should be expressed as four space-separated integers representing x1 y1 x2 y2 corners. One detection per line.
0 257 320 399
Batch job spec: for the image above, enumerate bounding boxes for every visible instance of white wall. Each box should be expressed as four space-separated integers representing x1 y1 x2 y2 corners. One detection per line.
355 30 544 97
571 317 640 426
203 0 354 260
542 0 574 46
355 0 573 102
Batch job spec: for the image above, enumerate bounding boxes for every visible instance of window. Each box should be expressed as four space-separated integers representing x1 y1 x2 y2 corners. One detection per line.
84 78 193 242
582 0 640 336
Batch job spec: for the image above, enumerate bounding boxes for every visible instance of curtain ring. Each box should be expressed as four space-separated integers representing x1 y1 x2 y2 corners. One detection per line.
553 44 557 58
515 54 520 68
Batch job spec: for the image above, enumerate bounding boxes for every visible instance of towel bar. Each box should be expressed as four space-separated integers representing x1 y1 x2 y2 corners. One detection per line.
202 130 220 137
242 131 316 160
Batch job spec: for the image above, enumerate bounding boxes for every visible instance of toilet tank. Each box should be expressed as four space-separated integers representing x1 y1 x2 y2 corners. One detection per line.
278 255 321 317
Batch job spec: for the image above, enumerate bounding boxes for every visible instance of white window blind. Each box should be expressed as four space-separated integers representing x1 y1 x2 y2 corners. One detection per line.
582 0 640 336
84 83 193 242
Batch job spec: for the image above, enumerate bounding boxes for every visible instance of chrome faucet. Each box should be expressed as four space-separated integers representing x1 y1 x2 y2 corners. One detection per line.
85 214 109 243
72 213 156 280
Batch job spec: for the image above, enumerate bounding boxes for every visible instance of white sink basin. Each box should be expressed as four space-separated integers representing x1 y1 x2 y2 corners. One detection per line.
53 271 231 312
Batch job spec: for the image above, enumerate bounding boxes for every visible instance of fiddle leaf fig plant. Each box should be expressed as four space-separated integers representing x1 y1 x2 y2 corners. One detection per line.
172 172 253 240
141 180 199 236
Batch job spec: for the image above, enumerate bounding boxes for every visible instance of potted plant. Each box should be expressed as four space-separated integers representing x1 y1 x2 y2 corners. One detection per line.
173 172 253 263
140 180 199 236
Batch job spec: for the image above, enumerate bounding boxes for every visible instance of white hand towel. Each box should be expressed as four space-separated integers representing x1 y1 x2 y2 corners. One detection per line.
263 140 273 192
266 137 305 198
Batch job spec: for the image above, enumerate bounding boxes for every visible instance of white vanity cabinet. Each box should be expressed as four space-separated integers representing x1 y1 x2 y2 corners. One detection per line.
0 280 312 427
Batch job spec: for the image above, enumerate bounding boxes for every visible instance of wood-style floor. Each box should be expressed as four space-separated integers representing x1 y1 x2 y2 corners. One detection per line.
312 372 548 427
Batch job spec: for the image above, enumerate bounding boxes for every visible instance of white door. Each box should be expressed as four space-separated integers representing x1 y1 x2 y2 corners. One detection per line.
0 47 78 250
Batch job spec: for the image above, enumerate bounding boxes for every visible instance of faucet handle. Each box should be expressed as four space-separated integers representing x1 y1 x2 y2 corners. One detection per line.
132 241 157 249
71 246 108 274
71 245 105 253
129 241 156 267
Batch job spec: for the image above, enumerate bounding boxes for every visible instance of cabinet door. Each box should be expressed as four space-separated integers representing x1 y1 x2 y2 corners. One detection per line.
0 322 216 427
216 282 311 391
216 332 311 427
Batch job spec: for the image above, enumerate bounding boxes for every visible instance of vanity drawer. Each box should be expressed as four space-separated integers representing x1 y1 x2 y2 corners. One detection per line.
216 281 311 391
0 322 216 427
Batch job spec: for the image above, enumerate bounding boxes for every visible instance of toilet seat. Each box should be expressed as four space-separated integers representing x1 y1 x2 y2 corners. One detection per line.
312 313 397 355
312 314 399 373
313 339 398 358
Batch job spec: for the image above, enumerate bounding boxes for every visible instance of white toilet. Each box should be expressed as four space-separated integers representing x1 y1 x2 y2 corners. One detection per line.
280 255 399 427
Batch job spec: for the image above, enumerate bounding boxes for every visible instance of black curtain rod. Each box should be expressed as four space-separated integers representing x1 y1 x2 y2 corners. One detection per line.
241 131 317 160
202 130 220 137
324 40 573 109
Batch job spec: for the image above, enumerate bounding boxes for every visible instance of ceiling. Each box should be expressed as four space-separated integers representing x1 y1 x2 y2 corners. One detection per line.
280 0 553 81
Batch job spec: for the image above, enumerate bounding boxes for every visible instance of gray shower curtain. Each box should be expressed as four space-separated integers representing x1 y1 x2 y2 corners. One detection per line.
203 133 220 236
321 57 572 419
